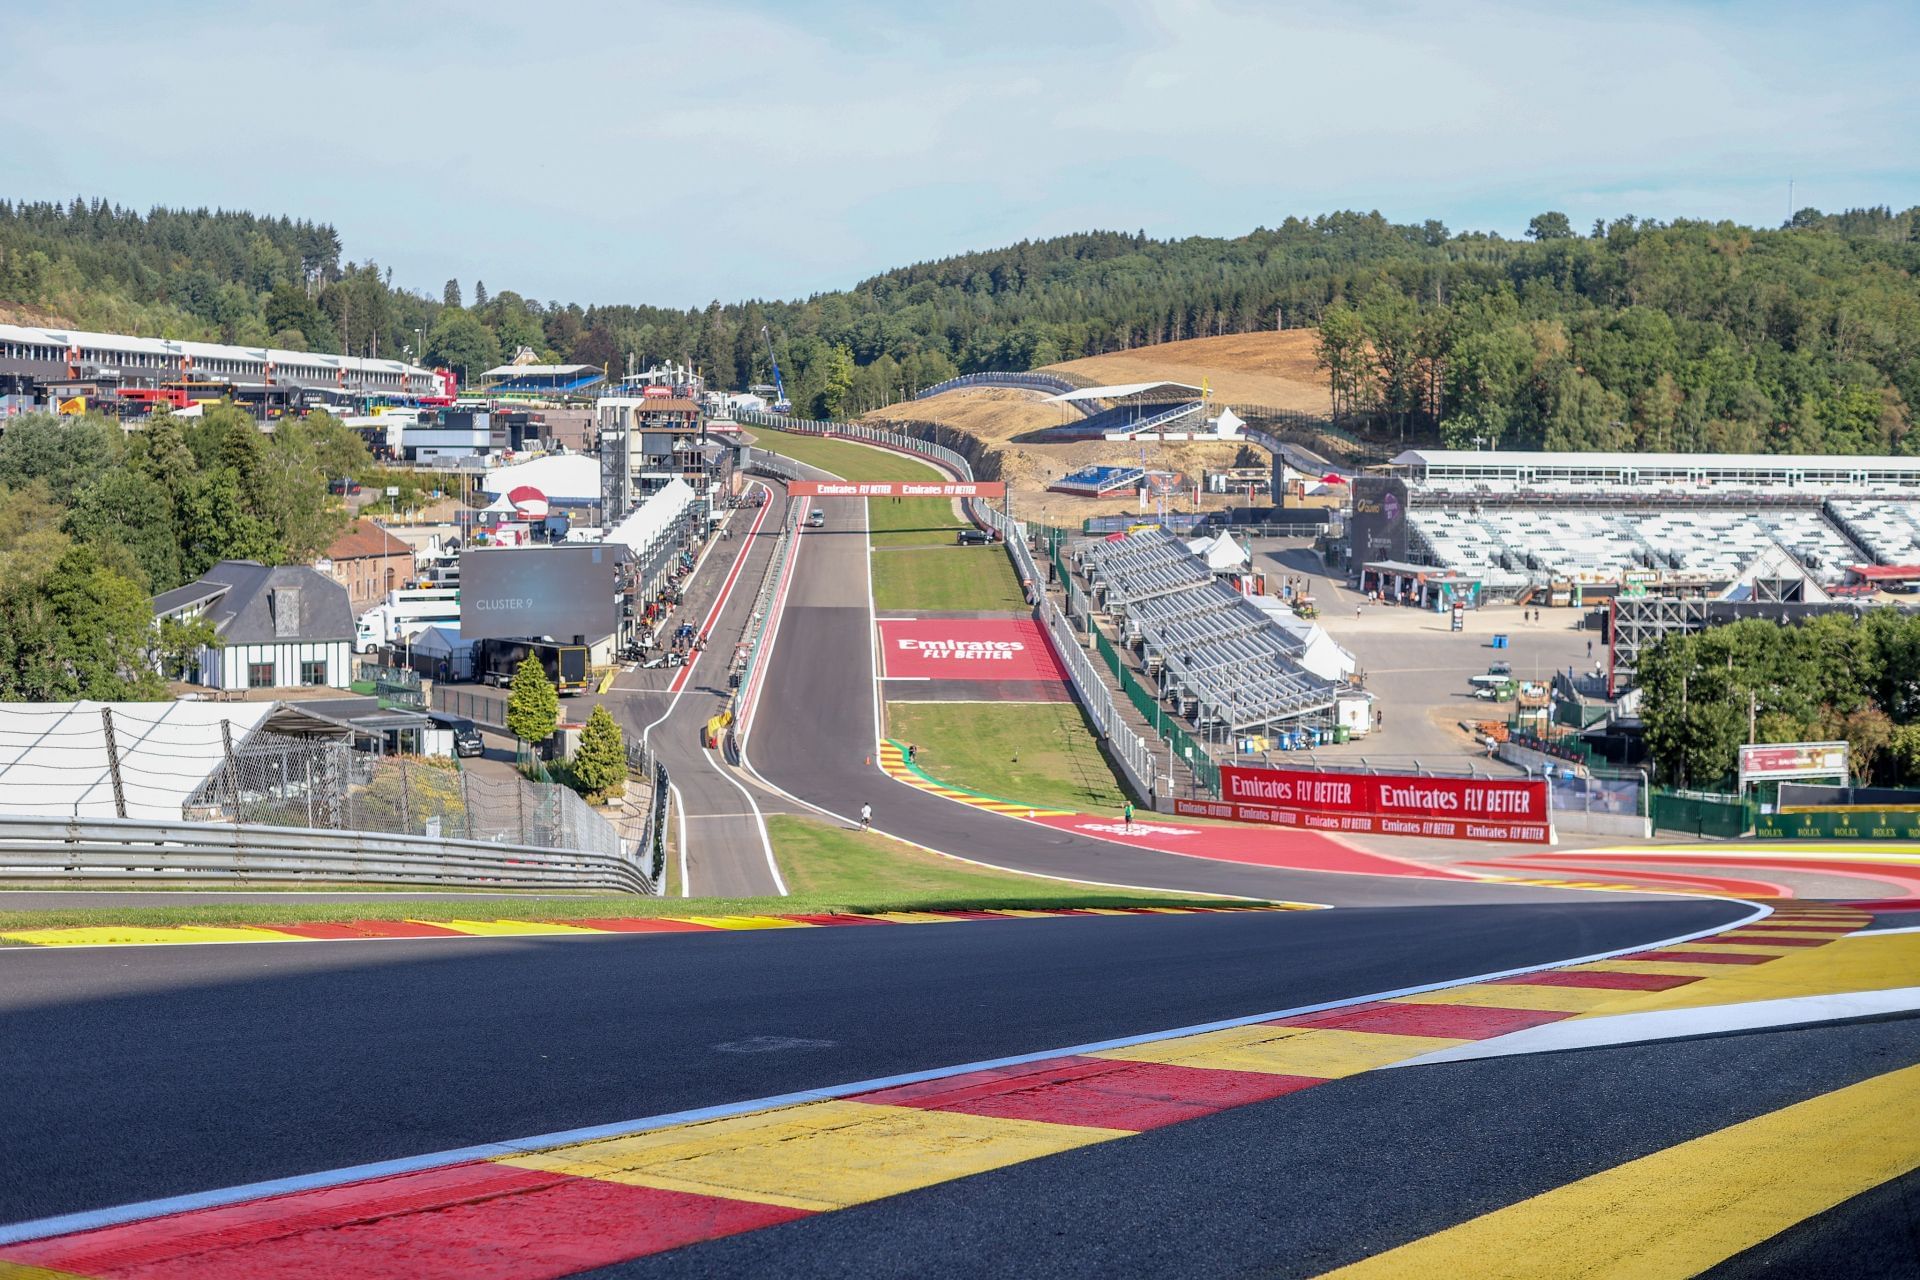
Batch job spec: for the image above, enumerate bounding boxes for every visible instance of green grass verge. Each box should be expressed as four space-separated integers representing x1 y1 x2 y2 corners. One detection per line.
755 431 943 482
886 701 1133 815
0 816 1234 932
872 547 1025 612
764 816 1204 906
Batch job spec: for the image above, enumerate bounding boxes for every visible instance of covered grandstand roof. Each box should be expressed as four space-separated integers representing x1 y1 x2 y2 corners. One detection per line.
0 322 431 381
1392 449 1920 474
479 364 600 379
1044 381 1203 403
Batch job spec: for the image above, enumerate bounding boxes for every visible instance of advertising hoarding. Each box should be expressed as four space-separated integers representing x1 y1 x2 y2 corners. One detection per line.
460 544 621 642
1175 764 1552 843
1737 741 1849 783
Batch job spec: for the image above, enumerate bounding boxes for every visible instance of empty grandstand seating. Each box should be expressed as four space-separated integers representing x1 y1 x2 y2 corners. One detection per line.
1050 465 1146 496
1829 500 1920 565
1409 504 1869 588
1011 401 1203 444
1076 530 1340 731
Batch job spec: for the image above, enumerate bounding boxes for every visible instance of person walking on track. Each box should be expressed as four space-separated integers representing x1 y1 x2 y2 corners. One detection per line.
859 803 872 832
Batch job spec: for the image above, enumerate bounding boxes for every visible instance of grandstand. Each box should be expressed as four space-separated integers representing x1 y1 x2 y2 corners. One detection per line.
1076 529 1352 734
1049 465 1146 496
476 364 606 397
0 322 444 403
1378 450 1920 598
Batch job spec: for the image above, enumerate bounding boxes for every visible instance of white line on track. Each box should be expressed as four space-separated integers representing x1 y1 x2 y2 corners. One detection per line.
0 898 1769 1248
1391 986 1920 1068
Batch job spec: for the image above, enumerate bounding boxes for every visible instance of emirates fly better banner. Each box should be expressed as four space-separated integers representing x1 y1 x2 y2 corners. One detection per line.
1175 765 1553 843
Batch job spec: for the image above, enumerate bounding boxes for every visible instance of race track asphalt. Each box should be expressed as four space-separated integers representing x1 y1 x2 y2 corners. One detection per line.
0 898 1741 1226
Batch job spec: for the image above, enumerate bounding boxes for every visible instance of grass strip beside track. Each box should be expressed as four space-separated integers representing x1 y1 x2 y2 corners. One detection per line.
0 819 1229 935
886 702 1131 816
871 547 1025 611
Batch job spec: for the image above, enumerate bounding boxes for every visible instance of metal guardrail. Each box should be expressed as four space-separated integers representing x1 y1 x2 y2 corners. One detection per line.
625 739 671 892
0 815 654 894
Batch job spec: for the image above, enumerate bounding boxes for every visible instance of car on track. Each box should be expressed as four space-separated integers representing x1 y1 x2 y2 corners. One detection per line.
807 508 826 528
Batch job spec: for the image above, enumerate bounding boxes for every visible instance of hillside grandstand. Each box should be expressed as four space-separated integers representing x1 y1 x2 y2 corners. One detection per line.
1371 450 1920 599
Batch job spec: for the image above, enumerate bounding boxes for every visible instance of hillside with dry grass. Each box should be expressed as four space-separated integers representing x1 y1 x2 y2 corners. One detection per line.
1044 330 1329 413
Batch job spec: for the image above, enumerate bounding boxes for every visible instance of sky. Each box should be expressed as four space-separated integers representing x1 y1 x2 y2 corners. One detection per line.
5 0 1917 310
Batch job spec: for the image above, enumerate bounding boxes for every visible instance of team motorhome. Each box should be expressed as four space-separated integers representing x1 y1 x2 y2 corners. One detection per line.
354 588 461 653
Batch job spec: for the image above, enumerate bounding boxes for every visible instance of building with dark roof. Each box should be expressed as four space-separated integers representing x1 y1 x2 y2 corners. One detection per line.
152 561 355 692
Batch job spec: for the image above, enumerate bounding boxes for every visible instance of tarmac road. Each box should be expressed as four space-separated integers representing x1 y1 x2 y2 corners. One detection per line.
0 897 1741 1227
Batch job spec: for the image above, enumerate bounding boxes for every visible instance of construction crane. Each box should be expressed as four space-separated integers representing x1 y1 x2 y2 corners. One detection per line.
761 326 793 414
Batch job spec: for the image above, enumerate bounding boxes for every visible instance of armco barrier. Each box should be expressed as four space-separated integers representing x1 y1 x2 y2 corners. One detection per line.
0 815 654 894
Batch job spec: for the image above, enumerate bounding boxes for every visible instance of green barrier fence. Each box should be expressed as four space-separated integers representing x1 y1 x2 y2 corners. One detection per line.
1650 790 1753 838
1754 808 1920 840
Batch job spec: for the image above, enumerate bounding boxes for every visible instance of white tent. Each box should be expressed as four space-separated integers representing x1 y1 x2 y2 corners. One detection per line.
1212 406 1244 438
0 701 280 820
481 454 601 504
1185 531 1250 572
1247 598 1358 682
605 479 698 555
410 626 475 680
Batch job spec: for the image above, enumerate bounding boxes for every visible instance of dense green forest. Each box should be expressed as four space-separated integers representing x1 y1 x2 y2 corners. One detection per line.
1639 612 1920 790
3 198 1918 452
0 406 375 700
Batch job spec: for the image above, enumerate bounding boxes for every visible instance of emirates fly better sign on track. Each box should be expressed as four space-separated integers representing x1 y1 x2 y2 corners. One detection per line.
1177 765 1553 844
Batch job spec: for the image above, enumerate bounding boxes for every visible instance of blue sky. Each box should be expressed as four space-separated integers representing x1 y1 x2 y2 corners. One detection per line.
5 0 1916 309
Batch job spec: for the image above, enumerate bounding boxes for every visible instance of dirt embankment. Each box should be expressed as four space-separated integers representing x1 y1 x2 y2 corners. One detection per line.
1044 330 1329 414
855 329 1341 525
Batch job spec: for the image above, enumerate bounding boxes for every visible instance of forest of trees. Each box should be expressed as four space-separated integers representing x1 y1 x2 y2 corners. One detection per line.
3 198 1918 452
0 406 373 700
1639 612 1920 790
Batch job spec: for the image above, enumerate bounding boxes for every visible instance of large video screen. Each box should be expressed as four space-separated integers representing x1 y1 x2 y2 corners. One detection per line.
1349 476 1410 565
460 544 620 641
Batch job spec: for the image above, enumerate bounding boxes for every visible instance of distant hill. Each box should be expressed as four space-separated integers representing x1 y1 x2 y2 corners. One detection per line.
4 198 1918 456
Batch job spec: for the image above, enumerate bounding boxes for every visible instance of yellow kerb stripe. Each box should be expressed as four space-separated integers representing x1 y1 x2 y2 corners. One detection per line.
1314 1062 1920 1280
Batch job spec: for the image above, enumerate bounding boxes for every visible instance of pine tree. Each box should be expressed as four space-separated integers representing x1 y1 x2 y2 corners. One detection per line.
570 704 627 799
505 656 558 749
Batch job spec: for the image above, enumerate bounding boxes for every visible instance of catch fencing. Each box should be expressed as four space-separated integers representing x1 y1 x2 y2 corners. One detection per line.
192 728 626 863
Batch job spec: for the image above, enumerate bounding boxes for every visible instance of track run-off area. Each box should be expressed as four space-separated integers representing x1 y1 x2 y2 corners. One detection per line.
3 429 1918 1278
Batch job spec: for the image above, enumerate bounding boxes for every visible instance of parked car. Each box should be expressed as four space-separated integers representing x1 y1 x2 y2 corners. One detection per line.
428 713 485 758
956 528 992 545
328 477 363 496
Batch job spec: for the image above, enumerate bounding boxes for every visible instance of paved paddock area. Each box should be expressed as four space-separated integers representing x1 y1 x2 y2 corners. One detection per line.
1250 538 1596 768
